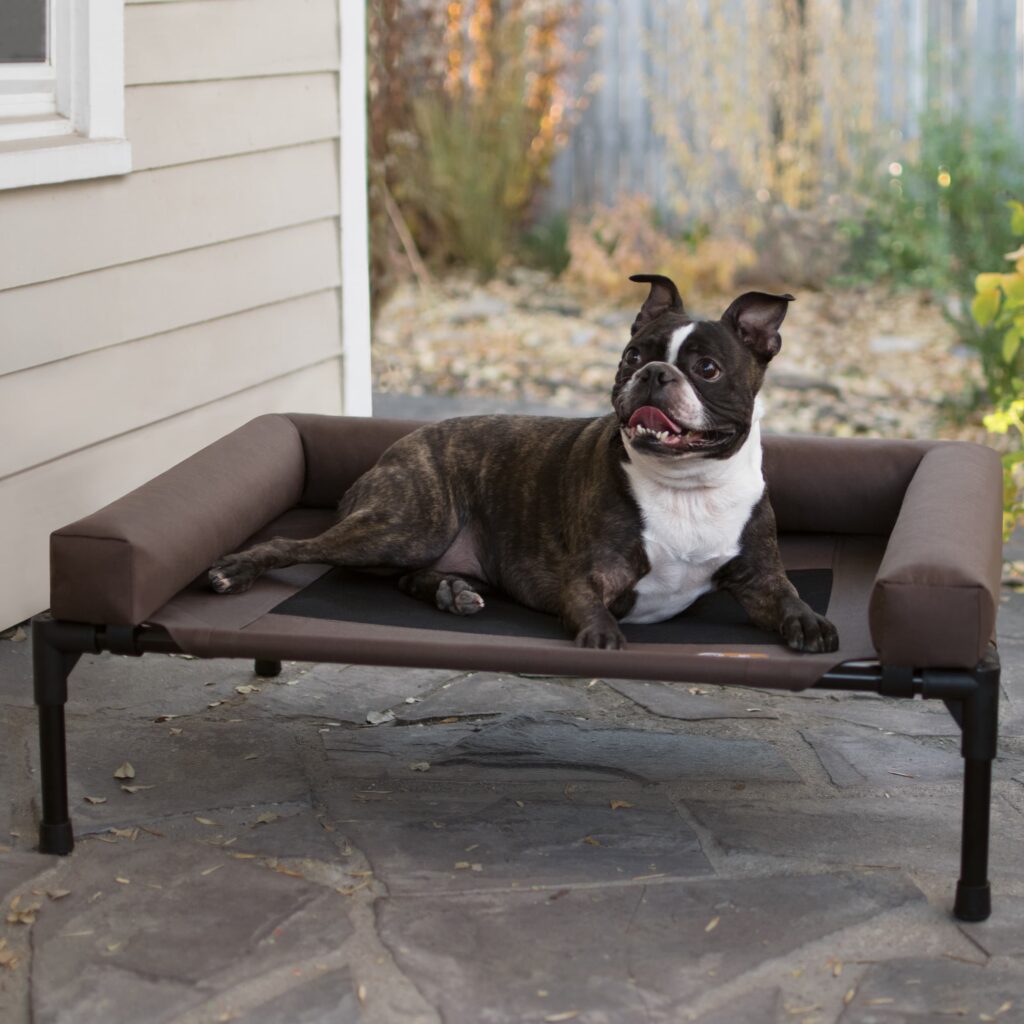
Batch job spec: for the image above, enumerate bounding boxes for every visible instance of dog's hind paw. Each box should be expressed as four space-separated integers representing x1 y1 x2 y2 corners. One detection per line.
209 555 258 595
436 578 485 616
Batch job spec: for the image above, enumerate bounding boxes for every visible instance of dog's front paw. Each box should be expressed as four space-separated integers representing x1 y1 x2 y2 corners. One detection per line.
781 607 839 653
574 621 626 650
209 555 259 595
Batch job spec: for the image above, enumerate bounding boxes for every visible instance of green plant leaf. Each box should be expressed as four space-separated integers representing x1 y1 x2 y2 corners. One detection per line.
1010 199 1024 235
1004 329 1023 365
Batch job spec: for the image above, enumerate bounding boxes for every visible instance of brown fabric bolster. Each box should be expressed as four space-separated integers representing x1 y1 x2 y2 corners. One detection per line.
287 413 421 509
869 442 1003 668
50 414 306 626
763 433 935 534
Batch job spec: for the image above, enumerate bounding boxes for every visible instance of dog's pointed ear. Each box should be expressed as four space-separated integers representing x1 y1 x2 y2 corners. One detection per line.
629 274 684 336
721 291 794 361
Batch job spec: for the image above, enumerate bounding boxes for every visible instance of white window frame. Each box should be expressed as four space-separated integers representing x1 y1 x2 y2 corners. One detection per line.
0 0 131 190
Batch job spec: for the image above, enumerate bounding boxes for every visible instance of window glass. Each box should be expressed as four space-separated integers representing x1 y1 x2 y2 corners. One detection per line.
0 0 47 63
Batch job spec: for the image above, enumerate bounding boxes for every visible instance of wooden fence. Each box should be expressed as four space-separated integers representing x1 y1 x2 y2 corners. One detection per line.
544 0 1024 216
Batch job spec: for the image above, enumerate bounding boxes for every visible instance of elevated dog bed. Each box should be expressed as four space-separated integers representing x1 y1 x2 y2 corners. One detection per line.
34 413 1003 921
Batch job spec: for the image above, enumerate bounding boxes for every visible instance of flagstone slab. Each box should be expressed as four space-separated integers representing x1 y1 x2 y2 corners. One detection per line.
956 894 1024 956
241 968 360 1024
254 663 463 723
686 794 1024 879
693 987 783 1023
838 957 1022 1022
0 632 31 708
30 840 353 1024
375 871 923 1024
0 718 31 840
799 726 961 789
605 678 779 720
790 698 960 737
323 713 799 784
62 652 263 720
323 781 712 893
55 717 310 833
0 851 58 900
139 800 342 860
393 672 589 721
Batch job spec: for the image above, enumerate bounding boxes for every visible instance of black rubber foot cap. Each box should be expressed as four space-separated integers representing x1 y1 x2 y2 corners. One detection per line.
954 881 991 922
254 659 282 678
39 820 74 856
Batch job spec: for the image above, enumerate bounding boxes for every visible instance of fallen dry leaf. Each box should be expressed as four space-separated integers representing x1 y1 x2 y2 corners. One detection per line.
108 827 139 840
120 784 155 794
83 796 107 805
843 988 856 1005
46 889 71 901
154 714 177 723
705 916 720 933
231 853 258 859
582 835 602 847
235 684 259 695
408 761 431 772
243 753 260 761
357 984 367 1005
0 938 20 970
207 700 224 708
6 896 40 925
112 762 135 780
980 1003 1014 1022
200 865 223 877
169 727 183 736
195 817 218 826
274 865 304 878
454 861 470 870
115 877 130 885
439 716 460 724
544 1012 580 1022
365 709 395 726
609 800 633 810
254 811 279 825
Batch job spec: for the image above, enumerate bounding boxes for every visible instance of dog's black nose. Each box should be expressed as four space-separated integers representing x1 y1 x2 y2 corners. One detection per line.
638 362 676 388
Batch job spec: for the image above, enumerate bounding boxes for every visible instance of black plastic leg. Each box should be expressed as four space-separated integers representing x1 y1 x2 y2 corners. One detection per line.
32 618 84 856
254 659 282 678
941 659 999 923
955 757 992 921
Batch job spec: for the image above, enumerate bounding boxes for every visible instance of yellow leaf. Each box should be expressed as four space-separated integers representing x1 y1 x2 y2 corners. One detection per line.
609 800 633 810
195 817 218 826
972 288 1001 327
112 762 135 780
705 916 720 932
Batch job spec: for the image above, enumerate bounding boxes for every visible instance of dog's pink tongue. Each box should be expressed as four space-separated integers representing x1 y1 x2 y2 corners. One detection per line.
628 406 681 433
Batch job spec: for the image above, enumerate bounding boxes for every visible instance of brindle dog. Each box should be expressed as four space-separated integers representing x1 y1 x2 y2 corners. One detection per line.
209 274 839 653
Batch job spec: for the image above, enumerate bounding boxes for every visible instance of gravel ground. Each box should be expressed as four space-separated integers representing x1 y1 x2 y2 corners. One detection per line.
373 270 988 441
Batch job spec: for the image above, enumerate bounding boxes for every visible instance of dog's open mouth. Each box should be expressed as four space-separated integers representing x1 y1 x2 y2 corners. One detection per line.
623 406 730 451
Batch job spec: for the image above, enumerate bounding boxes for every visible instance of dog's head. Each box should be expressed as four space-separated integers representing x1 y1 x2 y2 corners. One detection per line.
611 274 793 461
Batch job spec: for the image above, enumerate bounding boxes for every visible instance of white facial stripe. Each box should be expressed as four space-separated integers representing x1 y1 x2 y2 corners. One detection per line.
665 323 696 366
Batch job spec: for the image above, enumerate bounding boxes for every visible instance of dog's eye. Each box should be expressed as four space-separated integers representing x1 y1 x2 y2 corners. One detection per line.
694 357 722 381
624 347 642 366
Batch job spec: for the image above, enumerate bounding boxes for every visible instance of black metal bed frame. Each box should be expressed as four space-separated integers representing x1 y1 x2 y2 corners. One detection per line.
31 613 1000 923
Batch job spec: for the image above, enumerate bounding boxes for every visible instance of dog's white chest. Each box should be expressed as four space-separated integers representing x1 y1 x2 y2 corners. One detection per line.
620 430 765 625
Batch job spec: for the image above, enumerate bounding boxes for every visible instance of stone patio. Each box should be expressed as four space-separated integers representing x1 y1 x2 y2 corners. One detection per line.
2 576 1023 1022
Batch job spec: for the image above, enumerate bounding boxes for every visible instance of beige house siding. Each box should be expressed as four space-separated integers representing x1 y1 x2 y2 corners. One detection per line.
0 0 353 628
